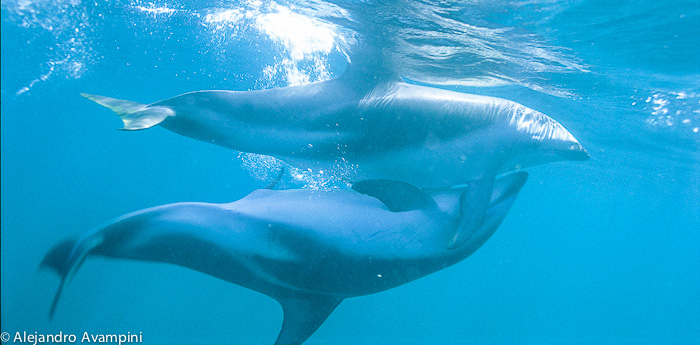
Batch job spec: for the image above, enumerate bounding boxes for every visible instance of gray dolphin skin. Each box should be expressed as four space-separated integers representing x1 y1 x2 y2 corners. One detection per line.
82 74 586 247
42 172 528 345
81 72 588 189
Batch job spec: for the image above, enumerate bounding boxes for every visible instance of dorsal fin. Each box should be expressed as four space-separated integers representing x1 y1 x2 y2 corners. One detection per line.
274 295 343 345
490 171 529 205
352 179 437 212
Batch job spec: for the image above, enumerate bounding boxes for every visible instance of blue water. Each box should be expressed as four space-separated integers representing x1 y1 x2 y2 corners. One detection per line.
2 0 699 344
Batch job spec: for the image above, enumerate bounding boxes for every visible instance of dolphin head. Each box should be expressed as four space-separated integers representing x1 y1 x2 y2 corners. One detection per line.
532 125 589 162
501 105 589 171
547 138 589 161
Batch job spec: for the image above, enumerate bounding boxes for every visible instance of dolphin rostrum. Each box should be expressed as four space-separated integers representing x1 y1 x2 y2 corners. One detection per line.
81 72 587 189
42 172 528 345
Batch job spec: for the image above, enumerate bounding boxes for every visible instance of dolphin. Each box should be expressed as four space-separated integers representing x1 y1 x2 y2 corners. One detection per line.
81 73 587 189
81 73 585 245
42 171 528 345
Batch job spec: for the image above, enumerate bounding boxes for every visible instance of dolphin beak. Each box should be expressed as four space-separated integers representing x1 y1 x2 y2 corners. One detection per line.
560 142 590 161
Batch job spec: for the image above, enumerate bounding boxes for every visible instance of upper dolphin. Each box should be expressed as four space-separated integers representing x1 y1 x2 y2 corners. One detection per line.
42 172 527 345
81 66 587 189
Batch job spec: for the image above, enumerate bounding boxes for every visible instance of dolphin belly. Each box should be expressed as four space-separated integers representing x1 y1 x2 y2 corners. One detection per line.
222 189 454 295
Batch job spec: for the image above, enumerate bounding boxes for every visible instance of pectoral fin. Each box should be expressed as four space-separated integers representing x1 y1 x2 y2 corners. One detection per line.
81 93 174 130
265 168 286 190
274 295 343 345
465 171 529 249
449 171 528 250
489 171 529 205
446 177 494 249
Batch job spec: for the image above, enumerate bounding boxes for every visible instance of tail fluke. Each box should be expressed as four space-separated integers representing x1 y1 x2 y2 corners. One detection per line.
81 93 174 130
40 239 77 277
40 236 103 319
40 239 77 319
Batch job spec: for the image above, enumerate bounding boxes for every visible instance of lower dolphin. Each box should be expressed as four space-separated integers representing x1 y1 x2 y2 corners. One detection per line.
42 172 528 345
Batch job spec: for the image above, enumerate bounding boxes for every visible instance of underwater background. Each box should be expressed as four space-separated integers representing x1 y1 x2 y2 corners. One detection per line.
2 0 699 344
